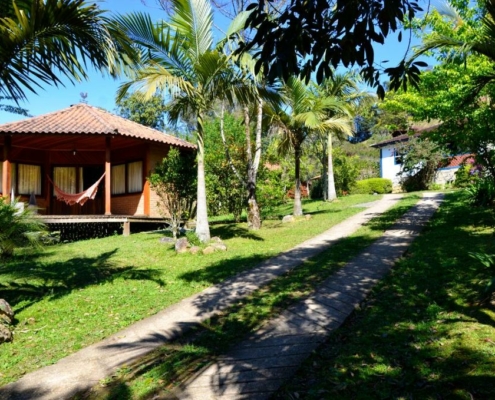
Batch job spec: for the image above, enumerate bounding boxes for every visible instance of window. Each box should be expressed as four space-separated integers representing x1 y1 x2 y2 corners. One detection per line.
18 164 41 195
394 148 404 165
127 161 143 193
53 167 76 195
111 164 126 194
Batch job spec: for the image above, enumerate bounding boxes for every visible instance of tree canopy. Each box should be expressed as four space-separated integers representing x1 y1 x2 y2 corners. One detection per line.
240 0 425 97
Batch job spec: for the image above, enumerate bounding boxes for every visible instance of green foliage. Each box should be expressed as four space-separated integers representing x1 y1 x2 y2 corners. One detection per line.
0 0 132 101
148 148 196 238
332 148 361 195
242 0 421 95
257 167 291 217
185 230 201 247
350 178 392 195
398 137 446 192
470 251 495 303
464 177 495 207
115 93 167 130
203 115 246 222
454 163 480 188
0 198 47 258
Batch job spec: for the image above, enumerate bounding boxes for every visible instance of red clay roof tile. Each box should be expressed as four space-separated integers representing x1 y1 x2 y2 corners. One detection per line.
0 103 196 149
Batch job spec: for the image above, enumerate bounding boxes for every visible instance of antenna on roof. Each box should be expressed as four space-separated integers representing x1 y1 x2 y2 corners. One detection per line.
80 92 88 104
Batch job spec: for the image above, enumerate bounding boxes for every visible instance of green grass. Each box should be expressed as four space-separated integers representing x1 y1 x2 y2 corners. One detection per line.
0 194 379 386
81 194 422 399
276 191 495 399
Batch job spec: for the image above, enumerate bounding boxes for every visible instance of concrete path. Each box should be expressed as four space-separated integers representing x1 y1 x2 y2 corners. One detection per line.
175 193 444 399
0 193 435 400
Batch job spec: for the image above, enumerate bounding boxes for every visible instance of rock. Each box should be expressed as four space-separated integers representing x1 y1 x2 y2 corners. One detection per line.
189 246 201 255
210 236 222 243
175 237 190 253
211 242 227 251
0 299 13 323
0 299 13 344
305 214 312 220
159 237 175 244
0 324 12 344
282 215 295 223
202 246 215 255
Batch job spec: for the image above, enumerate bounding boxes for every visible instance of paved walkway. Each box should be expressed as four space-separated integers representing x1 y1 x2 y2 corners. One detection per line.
0 193 443 400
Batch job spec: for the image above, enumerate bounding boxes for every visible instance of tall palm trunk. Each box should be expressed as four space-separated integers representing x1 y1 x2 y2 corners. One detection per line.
293 143 303 216
327 132 337 200
195 114 210 242
246 99 262 229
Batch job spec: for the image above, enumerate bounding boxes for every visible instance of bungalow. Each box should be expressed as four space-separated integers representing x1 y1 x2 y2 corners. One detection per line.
371 127 470 190
0 103 195 220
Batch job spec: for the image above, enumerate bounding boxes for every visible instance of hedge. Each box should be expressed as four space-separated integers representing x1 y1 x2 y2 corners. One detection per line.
350 178 393 195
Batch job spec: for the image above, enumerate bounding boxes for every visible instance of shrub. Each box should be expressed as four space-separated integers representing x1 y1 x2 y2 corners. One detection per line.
464 177 495 207
454 163 481 188
0 198 47 258
469 251 495 304
350 178 392 195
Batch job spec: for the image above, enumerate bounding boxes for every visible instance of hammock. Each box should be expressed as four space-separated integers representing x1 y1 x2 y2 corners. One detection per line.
47 173 106 206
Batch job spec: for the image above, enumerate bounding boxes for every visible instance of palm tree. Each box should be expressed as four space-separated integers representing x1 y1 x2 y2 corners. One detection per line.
317 73 372 200
266 76 353 216
114 0 251 242
0 0 131 102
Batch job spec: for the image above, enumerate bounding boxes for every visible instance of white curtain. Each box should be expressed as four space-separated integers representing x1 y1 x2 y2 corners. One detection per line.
111 164 126 194
18 164 41 195
53 167 76 195
127 161 143 193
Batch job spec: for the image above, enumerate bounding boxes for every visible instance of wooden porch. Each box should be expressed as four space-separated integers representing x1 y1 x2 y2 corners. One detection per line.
38 214 169 240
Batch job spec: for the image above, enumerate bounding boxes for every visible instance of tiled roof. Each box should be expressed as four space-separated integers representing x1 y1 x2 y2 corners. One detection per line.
370 123 442 149
441 154 474 169
0 103 196 149
370 133 419 148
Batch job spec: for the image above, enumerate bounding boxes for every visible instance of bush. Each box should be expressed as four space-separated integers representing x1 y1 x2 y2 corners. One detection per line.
350 178 392 195
0 198 47 258
465 177 495 207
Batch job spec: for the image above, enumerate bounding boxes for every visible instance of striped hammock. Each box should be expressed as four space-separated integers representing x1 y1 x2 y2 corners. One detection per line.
47 173 105 206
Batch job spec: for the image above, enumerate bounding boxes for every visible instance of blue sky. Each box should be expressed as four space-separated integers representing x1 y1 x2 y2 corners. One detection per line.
0 0 430 125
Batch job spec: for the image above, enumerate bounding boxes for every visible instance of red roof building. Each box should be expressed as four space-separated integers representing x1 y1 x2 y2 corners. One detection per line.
0 103 195 218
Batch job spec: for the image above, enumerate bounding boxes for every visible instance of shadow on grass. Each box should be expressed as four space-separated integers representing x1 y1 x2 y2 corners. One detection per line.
0 249 165 310
210 224 264 241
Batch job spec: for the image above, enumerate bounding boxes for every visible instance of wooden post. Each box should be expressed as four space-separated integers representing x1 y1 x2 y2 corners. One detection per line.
143 146 150 216
123 221 130 236
2 135 12 201
105 137 111 215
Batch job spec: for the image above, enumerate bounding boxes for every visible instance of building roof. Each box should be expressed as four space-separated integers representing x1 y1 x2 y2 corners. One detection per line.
0 103 195 150
441 154 474 169
370 123 442 149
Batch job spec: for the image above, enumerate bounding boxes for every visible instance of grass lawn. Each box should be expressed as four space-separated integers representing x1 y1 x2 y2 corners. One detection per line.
83 194 423 399
276 191 495 399
0 194 379 386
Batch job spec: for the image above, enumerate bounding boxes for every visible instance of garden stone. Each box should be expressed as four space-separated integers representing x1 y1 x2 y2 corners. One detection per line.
282 215 295 223
202 246 215 255
175 238 190 253
211 242 227 251
0 299 13 344
159 237 175 244
305 214 312 220
210 236 222 243
0 324 12 344
189 246 201 255
0 299 13 322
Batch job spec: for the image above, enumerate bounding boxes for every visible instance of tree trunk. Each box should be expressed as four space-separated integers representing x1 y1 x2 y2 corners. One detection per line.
195 115 210 242
293 144 303 216
246 99 262 230
327 132 337 201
